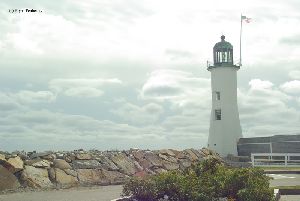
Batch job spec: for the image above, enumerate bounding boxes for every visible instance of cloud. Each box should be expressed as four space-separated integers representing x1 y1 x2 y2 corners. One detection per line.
14 90 56 103
49 78 122 97
289 70 300 79
238 79 299 137
280 34 300 45
111 101 164 125
280 80 300 94
141 69 210 101
249 79 274 90
0 93 22 112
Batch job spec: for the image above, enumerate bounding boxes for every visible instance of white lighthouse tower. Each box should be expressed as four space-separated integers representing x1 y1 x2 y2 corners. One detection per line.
207 35 242 156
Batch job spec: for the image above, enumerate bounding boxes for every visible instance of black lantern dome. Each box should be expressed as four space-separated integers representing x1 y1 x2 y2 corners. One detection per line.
213 35 233 66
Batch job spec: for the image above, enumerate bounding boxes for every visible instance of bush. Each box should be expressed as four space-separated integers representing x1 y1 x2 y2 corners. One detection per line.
122 158 274 201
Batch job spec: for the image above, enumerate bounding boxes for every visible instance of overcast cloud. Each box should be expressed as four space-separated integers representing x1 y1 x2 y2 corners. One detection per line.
0 0 299 151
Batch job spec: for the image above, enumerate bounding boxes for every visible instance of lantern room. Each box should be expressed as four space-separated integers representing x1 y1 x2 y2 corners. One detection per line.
213 35 233 66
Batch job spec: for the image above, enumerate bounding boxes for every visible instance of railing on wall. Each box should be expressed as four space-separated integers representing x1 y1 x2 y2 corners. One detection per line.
251 153 300 167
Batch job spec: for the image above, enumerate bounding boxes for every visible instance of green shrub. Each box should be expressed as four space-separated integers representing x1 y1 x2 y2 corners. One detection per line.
122 158 274 201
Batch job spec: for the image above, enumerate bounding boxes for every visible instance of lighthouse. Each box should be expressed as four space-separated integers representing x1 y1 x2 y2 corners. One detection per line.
207 35 242 156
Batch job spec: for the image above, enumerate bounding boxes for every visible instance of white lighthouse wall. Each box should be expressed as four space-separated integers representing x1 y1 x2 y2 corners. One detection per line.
208 67 242 156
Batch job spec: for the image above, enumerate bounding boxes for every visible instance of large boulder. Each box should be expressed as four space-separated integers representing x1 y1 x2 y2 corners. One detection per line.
64 169 78 177
29 151 53 159
53 159 72 169
20 166 53 188
111 153 137 175
162 161 179 171
132 150 145 161
178 159 192 170
0 165 20 191
101 169 127 185
0 154 5 160
158 154 178 163
72 160 101 169
7 156 24 173
77 169 108 186
25 159 51 168
31 159 51 168
75 153 92 160
184 149 199 162
159 149 176 157
143 152 163 168
97 156 119 171
49 168 78 188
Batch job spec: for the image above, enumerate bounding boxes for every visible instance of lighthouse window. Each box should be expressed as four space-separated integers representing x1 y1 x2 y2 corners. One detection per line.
216 92 220 100
215 109 221 120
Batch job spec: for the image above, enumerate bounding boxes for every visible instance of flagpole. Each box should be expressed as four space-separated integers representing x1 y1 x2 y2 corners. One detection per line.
239 14 243 66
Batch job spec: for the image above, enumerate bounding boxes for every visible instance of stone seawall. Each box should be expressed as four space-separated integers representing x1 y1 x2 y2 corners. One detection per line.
0 148 219 192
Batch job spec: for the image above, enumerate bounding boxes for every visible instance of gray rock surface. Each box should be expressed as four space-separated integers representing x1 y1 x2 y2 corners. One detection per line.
20 166 53 188
111 154 137 175
0 165 20 191
53 159 72 169
72 160 102 169
7 156 24 173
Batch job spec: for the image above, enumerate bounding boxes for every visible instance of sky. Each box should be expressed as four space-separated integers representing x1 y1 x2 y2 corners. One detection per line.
0 0 299 152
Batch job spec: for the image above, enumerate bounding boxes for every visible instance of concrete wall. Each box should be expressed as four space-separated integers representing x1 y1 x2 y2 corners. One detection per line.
237 134 300 156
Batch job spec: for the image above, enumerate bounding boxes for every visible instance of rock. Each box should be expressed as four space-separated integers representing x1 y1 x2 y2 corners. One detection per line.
134 170 148 178
31 159 51 168
17 152 29 160
0 154 6 160
176 151 188 159
138 158 152 169
184 149 199 161
64 154 75 163
72 160 101 169
77 169 108 186
7 156 24 173
41 154 56 161
132 150 145 160
143 152 163 167
48 168 56 182
199 148 212 157
153 168 167 174
162 161 180 171
190 149 203 159
158 154 177 163
0 165 20 191
158 154 169 161
159 149 176 157
111 154 137 175
178 159 192 170
64 169 78 177
20 166 53 188
76 153 92 160
54 168 79 188
101 169 127 184
97 156 119 171
53 159 72 169
30 151 52 159
133 161 143 172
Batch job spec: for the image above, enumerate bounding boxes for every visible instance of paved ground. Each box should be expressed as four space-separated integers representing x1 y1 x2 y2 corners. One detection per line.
0 185 123 201
267 174 300 187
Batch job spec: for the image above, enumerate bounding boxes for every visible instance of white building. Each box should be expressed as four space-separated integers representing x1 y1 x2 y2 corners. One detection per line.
207 35 243 156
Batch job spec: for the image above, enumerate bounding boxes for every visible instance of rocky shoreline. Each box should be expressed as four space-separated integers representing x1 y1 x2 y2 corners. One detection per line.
0 148 250 193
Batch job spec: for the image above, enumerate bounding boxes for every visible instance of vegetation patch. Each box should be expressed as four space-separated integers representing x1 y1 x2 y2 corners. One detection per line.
122 156 274 201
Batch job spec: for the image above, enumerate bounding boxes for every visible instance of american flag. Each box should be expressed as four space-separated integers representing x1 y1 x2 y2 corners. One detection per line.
241 15 252 23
